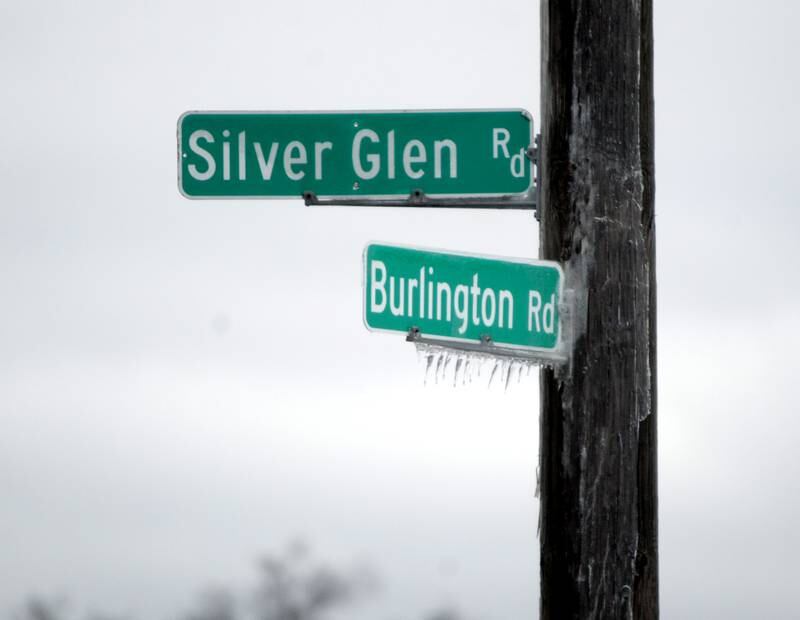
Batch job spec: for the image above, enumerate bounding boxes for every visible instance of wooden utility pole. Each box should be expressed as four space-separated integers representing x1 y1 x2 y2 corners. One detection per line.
538 1 658 618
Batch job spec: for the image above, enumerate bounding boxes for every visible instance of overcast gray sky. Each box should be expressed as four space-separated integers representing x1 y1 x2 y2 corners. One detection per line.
1 1 799 618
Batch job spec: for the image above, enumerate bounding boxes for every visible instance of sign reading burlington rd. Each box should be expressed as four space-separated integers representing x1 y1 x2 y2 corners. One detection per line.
363 244 563 353
178 110 533 199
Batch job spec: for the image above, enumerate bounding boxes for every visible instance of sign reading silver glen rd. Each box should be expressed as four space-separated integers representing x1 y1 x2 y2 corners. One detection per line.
363 243 563 354
178 110 534 200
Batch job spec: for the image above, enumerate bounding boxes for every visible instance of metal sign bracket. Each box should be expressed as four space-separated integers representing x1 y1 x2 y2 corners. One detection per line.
526 133 542 221
404 326 567 366
303 189 536 210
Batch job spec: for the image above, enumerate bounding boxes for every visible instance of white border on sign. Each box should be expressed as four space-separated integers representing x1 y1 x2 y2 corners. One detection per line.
360 241 565 354
176 109 535 201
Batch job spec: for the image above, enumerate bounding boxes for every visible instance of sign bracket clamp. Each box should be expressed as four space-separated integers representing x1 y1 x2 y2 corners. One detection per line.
303 189 537 210
526 133 542 221
404 326 567 365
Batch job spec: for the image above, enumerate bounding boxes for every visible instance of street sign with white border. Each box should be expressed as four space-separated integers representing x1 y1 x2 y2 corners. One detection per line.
363 243 564 355
178 110 535 202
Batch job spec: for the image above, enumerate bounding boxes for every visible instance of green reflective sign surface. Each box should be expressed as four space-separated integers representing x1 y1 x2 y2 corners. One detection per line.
363 243 563 352
178 110 533 199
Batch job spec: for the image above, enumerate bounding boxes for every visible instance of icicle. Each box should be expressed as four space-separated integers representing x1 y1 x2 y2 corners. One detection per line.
443 352 453 384
434 351 445 384
503 360 514 392
423 353 434 385
488 359 500 388
453 356 463 387
416 343 552 389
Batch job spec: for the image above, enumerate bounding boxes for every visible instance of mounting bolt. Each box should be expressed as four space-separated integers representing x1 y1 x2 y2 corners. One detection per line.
406 326 421 342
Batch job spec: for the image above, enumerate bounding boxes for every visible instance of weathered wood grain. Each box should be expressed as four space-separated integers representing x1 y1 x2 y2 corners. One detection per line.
539 1 658 617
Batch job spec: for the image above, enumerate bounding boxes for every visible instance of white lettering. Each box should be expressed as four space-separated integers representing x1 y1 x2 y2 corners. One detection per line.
407 278 418 317
387 130 395 179
389 276 405 316
493 128 510 159
314 141 332 180
254 142 279 180
427 267 434 319
370 260 387 312
237 131 247 180
499 290 513 328
454 285 469 334
436 282 452 321
528 291 542 332
433 139 457 179
418 267 426 318
511 148 525 178
353 129 380 180
283 140 307 181
470 274 481 325
222 129 231 180
481 288 496 326
403 139 426 179
187 130 216 181
543 293 556 334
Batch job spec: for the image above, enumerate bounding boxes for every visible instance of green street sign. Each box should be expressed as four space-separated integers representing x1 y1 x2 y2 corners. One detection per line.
363 243 563 353
178 110 534 200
